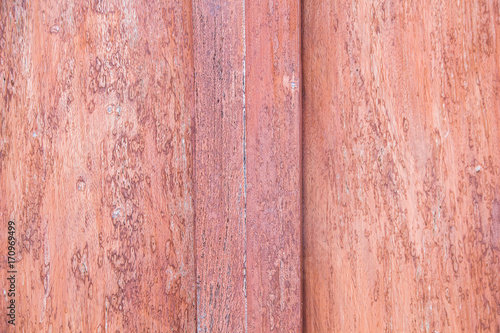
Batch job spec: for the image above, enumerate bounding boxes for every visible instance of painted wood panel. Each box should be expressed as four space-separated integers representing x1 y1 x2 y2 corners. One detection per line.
245 0 302 331
3 0 495 331
0 0 196 331
193 0 246 331
1 0 302 332
193 0 302 330
302 0 500 331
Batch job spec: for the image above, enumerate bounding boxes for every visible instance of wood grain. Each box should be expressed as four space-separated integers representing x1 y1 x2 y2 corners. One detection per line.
193 0 246 331
246 0 302 331
1 0 303 332
303 0 500 331
193 0 302 330
0 0 196 331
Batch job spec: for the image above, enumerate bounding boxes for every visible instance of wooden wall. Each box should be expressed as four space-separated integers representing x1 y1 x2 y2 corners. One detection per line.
1 0 499 332
0 0 300 331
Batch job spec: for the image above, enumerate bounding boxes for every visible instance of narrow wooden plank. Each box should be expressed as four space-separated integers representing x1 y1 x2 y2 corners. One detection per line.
193 0 246 331
303 0 500 331
245 0 302 331
0 0 196 331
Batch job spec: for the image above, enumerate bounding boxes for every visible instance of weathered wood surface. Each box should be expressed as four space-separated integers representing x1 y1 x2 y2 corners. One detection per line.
193 0 246 331
303 0 500 332
245 0 302 331
1 0 302 332
4 0 496 331
193 0 302 330
0 0 196 331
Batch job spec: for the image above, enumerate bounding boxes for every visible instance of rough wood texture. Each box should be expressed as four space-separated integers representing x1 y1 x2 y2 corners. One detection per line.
303 0 500 332
0 0 196 331
193 0 302 330
1 0 302 332
10 0 498 331
246 0 302 331
193 0 246 331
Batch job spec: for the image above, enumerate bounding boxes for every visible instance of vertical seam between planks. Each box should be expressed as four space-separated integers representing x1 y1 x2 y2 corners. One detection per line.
242 0 248 331
298 0 304 330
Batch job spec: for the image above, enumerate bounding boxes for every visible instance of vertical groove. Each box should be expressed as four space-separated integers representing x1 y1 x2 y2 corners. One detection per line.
299 0 304 330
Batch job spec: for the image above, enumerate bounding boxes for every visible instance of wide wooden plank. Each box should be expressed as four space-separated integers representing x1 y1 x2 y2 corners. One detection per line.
0 0 196 331
303 0 500 331
246 0 302 331
193 0 246 331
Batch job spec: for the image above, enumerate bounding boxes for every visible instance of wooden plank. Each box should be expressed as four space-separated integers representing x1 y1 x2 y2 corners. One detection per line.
0 0 196 331
245 0 302 331
303 0 500 331
192 0 246 331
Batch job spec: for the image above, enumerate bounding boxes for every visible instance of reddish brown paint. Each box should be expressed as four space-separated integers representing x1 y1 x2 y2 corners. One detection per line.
246 0 302 331
2 0 498 332
193 0 302 330
193 0 246 331
303 0 500 331
0 0 196 331
1 0 302 331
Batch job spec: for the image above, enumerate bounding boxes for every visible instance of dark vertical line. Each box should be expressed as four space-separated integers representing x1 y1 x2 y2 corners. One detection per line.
299 0 305 331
